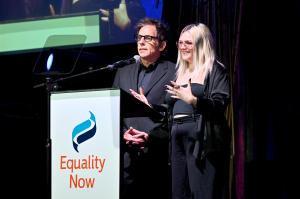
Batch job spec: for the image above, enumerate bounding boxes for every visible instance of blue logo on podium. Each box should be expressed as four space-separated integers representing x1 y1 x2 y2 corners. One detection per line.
72 111 97 152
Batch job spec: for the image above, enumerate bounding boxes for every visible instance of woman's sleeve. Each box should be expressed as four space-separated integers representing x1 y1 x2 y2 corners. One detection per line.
196 62 230 120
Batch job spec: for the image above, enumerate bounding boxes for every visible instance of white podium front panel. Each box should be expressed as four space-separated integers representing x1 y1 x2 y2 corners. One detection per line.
50 89 120 199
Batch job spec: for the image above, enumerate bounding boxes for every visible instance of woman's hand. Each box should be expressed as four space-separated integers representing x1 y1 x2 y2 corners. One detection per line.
166 80 197 106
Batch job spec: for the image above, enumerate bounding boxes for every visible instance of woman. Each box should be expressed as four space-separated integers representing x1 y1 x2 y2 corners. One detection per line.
166 23 231 199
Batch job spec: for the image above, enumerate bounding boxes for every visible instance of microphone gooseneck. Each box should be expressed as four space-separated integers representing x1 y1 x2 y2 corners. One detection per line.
106 55 140 70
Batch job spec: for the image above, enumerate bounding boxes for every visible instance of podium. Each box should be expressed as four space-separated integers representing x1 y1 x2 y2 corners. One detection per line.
49 88 164 199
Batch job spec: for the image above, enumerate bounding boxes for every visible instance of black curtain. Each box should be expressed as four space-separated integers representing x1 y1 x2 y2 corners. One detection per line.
163 0 299 199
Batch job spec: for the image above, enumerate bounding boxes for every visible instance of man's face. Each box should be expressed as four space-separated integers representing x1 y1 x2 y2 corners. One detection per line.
137 25 164 64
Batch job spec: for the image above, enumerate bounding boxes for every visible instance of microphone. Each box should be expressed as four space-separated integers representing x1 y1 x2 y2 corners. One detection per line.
106 55 140 70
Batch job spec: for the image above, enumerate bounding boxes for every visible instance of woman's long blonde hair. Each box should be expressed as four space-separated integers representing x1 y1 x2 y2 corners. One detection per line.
176 23 215 79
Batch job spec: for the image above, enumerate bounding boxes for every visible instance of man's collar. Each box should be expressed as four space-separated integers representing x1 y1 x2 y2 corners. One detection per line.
139 57 162 72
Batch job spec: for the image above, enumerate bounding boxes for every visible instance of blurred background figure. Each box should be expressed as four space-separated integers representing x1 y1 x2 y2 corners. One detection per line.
59 0 145 44
0 0 51 21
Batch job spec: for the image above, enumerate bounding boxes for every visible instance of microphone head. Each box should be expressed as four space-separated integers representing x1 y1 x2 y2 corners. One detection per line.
106 55 140 70
133 55 140 63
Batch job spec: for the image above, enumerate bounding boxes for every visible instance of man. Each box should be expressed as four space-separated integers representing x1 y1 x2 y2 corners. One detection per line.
113 18 176 199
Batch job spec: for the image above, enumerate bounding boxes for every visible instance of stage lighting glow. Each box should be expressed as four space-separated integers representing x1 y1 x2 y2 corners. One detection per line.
47 53 54 71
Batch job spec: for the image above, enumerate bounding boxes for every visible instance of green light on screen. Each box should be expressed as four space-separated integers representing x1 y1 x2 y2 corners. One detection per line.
0 13 100 54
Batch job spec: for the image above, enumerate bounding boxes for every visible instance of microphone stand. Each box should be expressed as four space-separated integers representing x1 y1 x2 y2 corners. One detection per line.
33 65 115 199
33 65 114 89
45 77 53 199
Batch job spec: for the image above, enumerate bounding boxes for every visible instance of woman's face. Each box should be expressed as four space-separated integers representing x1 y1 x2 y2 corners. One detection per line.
177 31 194 64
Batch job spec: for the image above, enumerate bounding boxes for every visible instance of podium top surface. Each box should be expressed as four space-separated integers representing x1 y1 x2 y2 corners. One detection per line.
50 88 166 119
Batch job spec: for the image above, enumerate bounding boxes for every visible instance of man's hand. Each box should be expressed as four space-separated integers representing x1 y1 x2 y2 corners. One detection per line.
130 87 151 107
123 127 149 149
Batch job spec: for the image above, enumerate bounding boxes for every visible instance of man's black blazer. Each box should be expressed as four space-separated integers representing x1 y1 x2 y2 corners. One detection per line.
113 59 176 140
